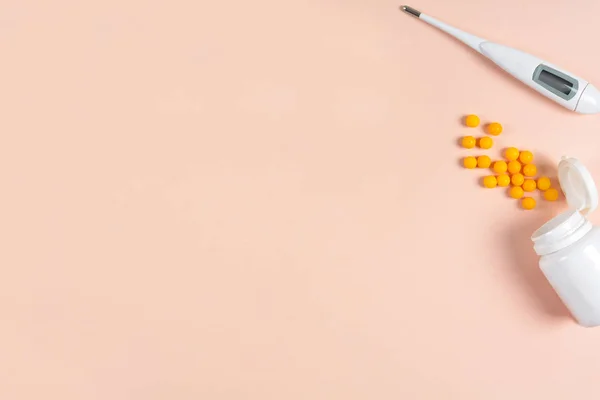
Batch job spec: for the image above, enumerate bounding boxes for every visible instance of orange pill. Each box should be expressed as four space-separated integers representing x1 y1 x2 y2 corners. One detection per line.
522 179 537 192
483 175 498 188
519 150 534 164
461 136 476 149
522 197 536 210
509 186 524 199
477 155 492 168
478 137 493 149
505 147 520 161
537 177 552 191
493 161 508 174
463 156 477 169
522 164 537 177
544 188 560 201
497 174 510 187
511 173 525 186
487 122 503 136
465 114 480 127
507 160 522 174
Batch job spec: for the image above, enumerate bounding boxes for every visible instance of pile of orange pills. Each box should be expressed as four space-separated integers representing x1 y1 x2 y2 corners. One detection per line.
460 114 561 210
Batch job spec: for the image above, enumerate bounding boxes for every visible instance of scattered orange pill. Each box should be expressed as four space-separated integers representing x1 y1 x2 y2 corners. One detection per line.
522 179 537 192
508 160 522 174
483 175 498 188
522 197 536 210
537 177 551 191
478 137 493 149
511 173 525 186
504 147 520 161
509 186 524 199
487 122 503 136
463 156 477 169
461 136 476 149
544 188 560 201
458 116 552 209
519 150 534 164
497 174 511 187
465 114 480 127
477 155 492 168
493 160 508 174
522 164 537 177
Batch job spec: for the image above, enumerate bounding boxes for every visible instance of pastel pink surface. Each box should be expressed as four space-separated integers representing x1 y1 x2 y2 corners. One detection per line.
2 0 600 398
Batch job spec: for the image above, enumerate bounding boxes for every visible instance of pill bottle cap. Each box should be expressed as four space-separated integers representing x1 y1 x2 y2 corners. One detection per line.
558 157 598 215
531 209 591 255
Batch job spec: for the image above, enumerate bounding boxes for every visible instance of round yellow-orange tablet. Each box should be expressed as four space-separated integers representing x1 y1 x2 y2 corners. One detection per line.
522 164 537 177
483 175 498 188
519 150 534 164
509 186 524 199
522 179 537 192
505 147 520 161
461 136 476 149
497 174 510 187
508 160 522 174
487 122 503 136
478 137 493 149
465 114 480 127
463 156 477 169
522 197 536 210
544 188 560 201
537 176 551 191
511 173 525 186
477 155 492 168
493 161 508 174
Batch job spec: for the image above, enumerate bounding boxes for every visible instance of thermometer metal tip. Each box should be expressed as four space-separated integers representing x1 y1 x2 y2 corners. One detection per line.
400 5 421 17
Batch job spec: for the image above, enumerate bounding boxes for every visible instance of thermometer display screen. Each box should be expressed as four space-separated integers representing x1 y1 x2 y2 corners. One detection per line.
538 70 573 95
533 64 578 101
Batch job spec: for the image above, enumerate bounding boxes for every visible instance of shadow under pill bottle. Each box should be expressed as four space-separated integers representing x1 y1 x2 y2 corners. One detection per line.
531 157 600 327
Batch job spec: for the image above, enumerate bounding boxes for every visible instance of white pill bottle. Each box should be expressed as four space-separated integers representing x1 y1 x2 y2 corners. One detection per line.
531 157 600 327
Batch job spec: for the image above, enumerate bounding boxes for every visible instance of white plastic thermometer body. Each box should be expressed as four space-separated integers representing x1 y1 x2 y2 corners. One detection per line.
406 6 600 114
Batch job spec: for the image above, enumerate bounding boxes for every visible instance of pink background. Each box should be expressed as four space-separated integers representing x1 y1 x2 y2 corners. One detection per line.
2 0 600 398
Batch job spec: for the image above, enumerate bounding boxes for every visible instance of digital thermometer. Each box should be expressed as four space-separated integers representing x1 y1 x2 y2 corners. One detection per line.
401 5 600 114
